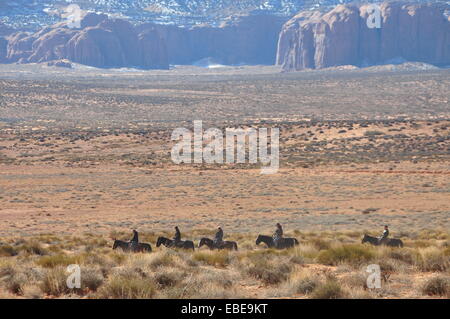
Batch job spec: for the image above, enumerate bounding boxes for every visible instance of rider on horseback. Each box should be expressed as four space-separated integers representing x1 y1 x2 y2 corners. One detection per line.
173 226 181 247
214 226 223 248
129 229 139 251
273 223 283 248
378 225 389 245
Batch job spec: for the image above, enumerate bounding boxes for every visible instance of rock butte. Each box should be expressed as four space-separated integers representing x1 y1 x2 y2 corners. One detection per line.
276 2 450 71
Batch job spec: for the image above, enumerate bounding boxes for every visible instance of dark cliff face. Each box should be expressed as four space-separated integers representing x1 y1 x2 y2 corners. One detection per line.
138 14 288 66
0 37 8 63
277 2 450 71
3 13 170 70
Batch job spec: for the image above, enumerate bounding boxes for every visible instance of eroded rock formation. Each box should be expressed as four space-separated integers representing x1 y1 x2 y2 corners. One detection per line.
277 2 450 71
2 13 169 69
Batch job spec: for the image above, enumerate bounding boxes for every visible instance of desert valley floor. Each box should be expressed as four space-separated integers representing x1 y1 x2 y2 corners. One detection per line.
0 64 448 236
0 64 448 299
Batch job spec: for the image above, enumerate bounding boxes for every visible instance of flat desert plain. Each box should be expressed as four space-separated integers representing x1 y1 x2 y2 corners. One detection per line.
0 64 448 299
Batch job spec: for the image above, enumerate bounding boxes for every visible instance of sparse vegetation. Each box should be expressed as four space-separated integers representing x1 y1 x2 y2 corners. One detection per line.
317 245 375 266
0 230 447 299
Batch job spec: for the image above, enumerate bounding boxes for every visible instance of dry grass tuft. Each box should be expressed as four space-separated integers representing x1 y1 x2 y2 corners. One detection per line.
421 276 449 297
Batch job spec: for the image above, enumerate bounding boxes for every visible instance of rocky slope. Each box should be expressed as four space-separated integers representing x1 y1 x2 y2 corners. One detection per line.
277 2 450 71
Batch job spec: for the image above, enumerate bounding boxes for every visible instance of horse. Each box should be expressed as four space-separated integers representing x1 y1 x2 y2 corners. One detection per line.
256 235 299 249
112 239 152 252
361 234 403 248
112 239 130 251
256 235 275 248
198 237 238 250
135 242 152 252
156 236 195 251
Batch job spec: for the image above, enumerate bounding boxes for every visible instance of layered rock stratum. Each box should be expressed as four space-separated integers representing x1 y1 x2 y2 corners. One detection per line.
277 2 450 71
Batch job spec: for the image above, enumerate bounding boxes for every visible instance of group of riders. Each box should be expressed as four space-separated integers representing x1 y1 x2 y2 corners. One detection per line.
127 223 391 249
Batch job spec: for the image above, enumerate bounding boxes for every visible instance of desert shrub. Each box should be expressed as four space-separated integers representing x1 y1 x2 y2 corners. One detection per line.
246 261 292 285
40 267 72 296
148 252 176 269
153 268 184 288
410 240 432 248
81 267 104 292
294 244 320 260
0 245 18 257
171 270 237 299
108 251 127 264
0 263 15 277
414 247 448 272
340 273 367 289
97 275 156 299
443 246 450 257
36 234 61 244
309 238 331 250
36 254 83 268
317 245 374 266
421 276 449 296
192 251 230 267
81 252 114 269
384 249 415 264
4 273 27 295
311 280 345 299
289 255 305 265
373 257 409 274
295 277 319 294
188 282 242 299
19 241 48 256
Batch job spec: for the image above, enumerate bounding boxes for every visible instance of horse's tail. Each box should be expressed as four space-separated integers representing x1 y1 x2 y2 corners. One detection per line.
294 238 299 245
233 242 238 251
